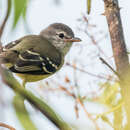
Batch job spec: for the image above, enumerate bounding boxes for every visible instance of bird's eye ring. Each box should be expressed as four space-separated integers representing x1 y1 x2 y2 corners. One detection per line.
58 33 64 39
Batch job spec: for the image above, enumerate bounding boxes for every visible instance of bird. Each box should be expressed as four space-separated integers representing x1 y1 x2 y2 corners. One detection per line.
0 23 81 87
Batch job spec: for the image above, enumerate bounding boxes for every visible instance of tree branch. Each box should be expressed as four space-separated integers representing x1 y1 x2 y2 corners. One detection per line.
0 0 11 40
99 57 119 77
1 69 72 130
103 0 129 76
0 122 15 130
103 0 130 129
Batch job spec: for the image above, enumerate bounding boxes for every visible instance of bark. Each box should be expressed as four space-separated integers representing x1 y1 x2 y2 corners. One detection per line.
103 0 130 129
0 0 11 40
104 0 129 76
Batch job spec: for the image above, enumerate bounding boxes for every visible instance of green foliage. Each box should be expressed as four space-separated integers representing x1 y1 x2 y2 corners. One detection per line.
13 94 37 130
101 115 113 127
87 0 91 14
13 0 28 28
8 0 12 17
98 82 120 106
96 81 124 128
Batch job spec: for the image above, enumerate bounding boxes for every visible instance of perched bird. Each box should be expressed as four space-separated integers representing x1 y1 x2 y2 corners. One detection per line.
0 23 81 87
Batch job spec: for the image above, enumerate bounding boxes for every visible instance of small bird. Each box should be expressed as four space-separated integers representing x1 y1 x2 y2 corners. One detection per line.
0 23 81 87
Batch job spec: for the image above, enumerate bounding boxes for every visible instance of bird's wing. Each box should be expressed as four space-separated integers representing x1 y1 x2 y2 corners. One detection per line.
3 39 21 50
9 47 62 75
9 37 62 75
1 35 63 75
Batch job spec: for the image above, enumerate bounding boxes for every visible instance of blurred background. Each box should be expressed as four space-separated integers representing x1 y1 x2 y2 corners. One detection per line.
0 0 130 130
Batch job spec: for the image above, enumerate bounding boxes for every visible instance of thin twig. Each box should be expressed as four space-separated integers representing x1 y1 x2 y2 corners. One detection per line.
0 122 15 130
81 15 108 58
0 2 13 130
99 57 120 78
77 98 100 130
0 0 11 40
0 1 13 130
66 62 116 81
59 85 76 98
48 79 100 130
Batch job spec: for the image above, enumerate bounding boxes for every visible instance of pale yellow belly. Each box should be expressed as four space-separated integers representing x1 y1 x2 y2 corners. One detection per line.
16 73 51 82
5 63 52 82
5 60 64 84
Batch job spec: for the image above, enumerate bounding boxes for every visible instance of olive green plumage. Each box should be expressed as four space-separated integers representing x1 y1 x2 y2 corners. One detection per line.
0 23 81 86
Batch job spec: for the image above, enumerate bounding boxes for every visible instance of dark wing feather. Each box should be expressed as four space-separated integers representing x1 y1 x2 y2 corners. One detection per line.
9 48 61 75
1 35 62 75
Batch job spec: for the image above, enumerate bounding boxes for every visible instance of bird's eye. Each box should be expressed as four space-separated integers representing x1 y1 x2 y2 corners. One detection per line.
58 33 64 39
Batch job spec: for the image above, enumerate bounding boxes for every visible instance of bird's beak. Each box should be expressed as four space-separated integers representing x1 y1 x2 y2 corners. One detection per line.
64 37 81 42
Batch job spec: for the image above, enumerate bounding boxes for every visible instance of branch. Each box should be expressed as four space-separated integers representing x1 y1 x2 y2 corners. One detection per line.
103 0 129 76
1 69 72 130
0 122 15 130
99 57 120 77
66 62 116 81
77 98 100 130
103 0 130 129
0 0 11 40
13 94 37 130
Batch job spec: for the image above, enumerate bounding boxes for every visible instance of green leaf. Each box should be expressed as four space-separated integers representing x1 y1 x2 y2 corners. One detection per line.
22 0 29 20
8 0 12 17
13 0 28 28
101 115 113 127
87 0 91 14
13 94 37 130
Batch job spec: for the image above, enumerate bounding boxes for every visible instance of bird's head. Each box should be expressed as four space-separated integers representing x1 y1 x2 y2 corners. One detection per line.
40 23 81 55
